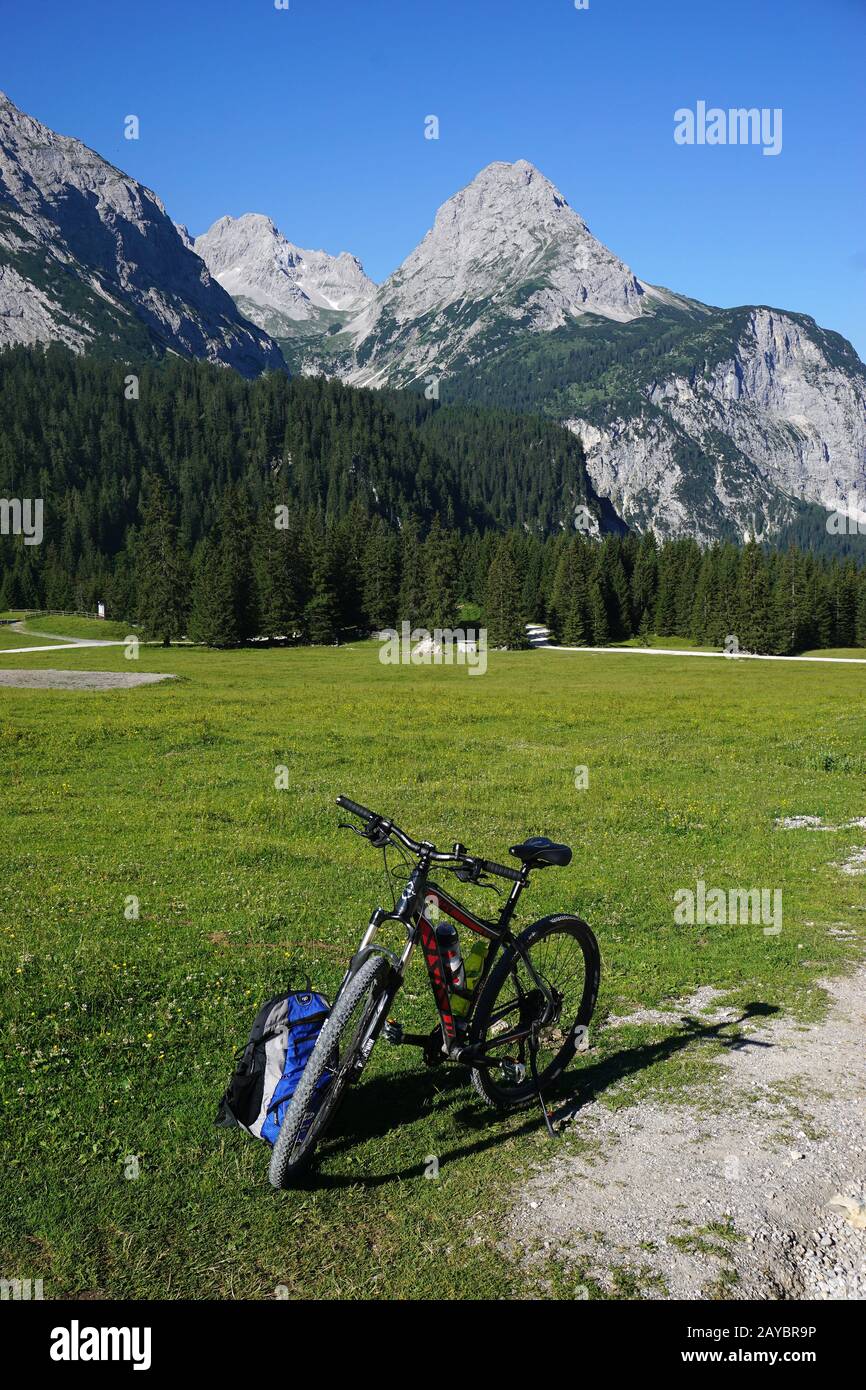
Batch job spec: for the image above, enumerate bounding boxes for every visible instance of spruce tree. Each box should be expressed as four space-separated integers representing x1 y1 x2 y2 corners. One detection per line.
736 543 773 652
397 517 426 627
255 497 307 642
485 536 526 648
653 551 679 636
134 475 189 645
188 538 237 647
630 530 658 631
597 541 632 641
770 548 810 655
361 518 400 631
549 539 589 645
588 579 609 645
305 523 342 644
856 569 866 647
218 485 258 642
832 560 858 648
421 518 460 629
689 550 717 645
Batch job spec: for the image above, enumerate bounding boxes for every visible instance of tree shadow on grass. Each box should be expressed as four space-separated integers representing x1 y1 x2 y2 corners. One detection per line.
286 1002 780 1191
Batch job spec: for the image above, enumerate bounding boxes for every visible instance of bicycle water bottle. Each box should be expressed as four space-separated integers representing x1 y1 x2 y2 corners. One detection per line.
452 937 489 1020
436 923 465 991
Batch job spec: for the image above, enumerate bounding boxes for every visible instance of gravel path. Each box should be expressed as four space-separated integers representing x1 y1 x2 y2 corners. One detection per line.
508 967 866 1300
524 624 866 664
0 670 175 690
7 620 117 644
0 620 128 657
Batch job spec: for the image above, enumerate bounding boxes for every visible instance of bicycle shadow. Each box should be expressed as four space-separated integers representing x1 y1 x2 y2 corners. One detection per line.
292 1002 780 1190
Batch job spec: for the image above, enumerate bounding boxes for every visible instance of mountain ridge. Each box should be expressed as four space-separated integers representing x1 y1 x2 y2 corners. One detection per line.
1 91 864 544
0 90 283 375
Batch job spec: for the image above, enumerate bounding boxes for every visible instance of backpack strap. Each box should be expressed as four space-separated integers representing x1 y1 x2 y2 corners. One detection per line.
263 1012 330 1115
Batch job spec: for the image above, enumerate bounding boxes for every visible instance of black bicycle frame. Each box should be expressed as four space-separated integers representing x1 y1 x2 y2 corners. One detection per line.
344 850 553 1062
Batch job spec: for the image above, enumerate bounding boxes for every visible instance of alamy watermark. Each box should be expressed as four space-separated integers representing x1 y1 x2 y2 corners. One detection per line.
674 102 782 157
1 1276 44 1300
378 621 487 675
674 880 782 935
825 492 866 535
0 497 43 546
50 1322 151 1371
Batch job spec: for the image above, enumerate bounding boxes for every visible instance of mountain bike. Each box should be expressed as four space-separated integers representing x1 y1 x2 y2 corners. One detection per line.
268 796 600 1188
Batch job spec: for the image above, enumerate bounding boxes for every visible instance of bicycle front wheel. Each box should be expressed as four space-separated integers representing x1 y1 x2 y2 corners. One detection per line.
468 914 600 1110
268 953 392 1188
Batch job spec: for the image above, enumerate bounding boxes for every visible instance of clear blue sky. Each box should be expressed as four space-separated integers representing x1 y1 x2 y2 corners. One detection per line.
4 0 865 355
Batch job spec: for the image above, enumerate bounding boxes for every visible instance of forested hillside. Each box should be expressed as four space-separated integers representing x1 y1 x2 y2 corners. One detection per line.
0 346 607 600
1 347 865 654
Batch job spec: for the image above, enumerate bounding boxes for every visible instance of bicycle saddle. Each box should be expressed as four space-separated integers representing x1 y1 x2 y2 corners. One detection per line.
508 836 572 869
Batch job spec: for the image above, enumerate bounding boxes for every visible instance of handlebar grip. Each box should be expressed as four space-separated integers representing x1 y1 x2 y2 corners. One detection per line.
481 858 523 884
336 795 376 823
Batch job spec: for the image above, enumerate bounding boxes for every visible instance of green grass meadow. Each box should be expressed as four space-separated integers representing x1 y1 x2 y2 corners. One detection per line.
0 628 61 650
0 615 135 649
21 615 137 641
1 640 864 1299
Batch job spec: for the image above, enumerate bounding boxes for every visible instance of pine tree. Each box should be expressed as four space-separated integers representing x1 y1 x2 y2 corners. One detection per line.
397 516 426 627
255 497 307 642
630 530 658 631
305 522 342 644
421 518 460 629
588 579 609 645
653 550 679 636
361 518 400 631
549 539 589 645
188 538 237 647
856 569 866 647
736 543 773 652
217 485 258 642
485 536 526 648
134 475 189 645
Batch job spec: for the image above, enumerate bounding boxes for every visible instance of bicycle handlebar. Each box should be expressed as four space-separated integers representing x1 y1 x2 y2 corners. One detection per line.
335 795 376 823
335 795 524 883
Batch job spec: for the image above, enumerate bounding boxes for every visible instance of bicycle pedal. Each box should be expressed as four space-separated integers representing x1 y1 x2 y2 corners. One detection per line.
384 1019 404 1046
500 1058 527 1085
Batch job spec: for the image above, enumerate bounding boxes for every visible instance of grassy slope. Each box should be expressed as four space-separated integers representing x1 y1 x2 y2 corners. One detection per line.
22 616 135 641
0 628 64 650
615 636 718 652
0 641 864 1299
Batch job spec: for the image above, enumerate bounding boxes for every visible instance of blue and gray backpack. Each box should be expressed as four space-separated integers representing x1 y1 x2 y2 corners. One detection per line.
216 988 330 1145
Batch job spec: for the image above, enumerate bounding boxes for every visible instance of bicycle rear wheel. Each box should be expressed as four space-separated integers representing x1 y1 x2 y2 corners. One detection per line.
268 954 392 1188
468 914 599 1109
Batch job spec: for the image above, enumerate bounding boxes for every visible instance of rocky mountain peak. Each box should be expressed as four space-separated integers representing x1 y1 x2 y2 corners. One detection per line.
355 157 646 335
0 91 284 374
343 159 654 389
195 213 376 324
